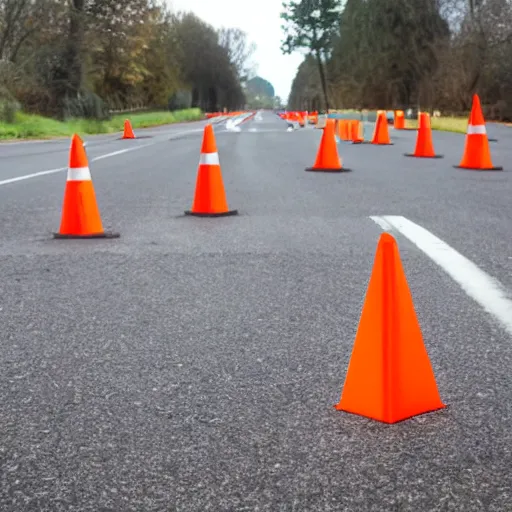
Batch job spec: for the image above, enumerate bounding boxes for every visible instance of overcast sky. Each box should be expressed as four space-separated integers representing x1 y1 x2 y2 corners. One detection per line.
167 0 304 100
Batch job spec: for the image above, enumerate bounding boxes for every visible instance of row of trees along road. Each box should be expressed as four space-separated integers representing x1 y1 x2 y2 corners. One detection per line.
0 0 256 120
282 0 512 120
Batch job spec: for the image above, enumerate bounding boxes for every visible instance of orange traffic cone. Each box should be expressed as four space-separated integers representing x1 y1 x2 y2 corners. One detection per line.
334 233 445 424
340 120 350 141
394 110 405 129
405 112 443 159
371 112 392 145
185 124 238 217
455 94 502 171
54 135 120 239
306 119 350 173
122 119 136 139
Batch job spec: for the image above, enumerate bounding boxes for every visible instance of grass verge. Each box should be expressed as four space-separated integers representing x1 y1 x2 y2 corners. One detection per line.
405 116 468 133
0 108 203 141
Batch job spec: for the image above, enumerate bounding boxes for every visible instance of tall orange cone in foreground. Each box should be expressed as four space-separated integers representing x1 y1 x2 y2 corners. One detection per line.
54 135 120 239
371 112 392 145
185 124 238 217
455 94 502 170
122 119 136 139
335 233 445 423
305 119 350 173
405 112 443 159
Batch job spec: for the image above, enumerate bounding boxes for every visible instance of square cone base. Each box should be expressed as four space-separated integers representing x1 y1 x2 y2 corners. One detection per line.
404 153 444 159
185 209 238 217
335 404 447 425
305 167 352 173
453 165 503 171
53 231 120 239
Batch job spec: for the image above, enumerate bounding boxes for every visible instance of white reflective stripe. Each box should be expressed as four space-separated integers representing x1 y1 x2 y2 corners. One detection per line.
199 152 219 166
467 124 486 135
67 166 91 181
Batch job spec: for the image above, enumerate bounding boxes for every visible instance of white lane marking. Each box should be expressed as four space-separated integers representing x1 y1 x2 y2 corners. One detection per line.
370 215 512 337
91 143 154 162
0 127 205 187
0 143 154 187
225 119 241 132
0 167 66 186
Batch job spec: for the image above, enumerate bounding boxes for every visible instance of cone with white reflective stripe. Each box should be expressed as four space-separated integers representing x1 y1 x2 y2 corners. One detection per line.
455 94 502 171
185 124 238 217
54 134 120 239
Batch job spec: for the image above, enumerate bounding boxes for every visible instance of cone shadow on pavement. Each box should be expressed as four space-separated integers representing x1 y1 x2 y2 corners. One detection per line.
185 124 238 217
54 134 120 239
305 119 351 173
335 232 445 424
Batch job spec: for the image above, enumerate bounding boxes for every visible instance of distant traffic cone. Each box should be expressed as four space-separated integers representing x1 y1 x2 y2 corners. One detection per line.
54 135 120 239
305 119 350 173
122 119 136 139
185 124 238 217
352 120 364 143
394 110 405 129
455 94 502 170
405 112 443 158
340 120 349 141
371 112 392 145
335 233 445 423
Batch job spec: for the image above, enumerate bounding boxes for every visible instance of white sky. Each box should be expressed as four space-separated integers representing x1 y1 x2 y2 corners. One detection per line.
167 0 304 100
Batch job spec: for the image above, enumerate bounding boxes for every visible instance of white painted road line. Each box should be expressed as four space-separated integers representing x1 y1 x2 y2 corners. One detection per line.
91 143 154 162
0 143 155 187
0 167 67 186
370 215 512 337
0 125 206 188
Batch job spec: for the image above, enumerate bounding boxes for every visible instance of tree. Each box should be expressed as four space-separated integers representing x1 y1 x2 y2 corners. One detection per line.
0 0 248 117
287 55 322 110
218 27 256 84
174 13 245 111
281 0 341 110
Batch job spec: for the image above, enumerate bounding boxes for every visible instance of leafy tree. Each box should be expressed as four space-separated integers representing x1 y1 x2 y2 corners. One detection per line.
0 0 248 117
218 27 256 83
281 0 341 110
174 12 245 111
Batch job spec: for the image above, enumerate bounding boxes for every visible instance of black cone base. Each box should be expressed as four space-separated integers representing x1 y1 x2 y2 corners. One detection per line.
404 153 444 158
185 209 238 217
305 167 352 173
53 231 120 239
453 165 503 171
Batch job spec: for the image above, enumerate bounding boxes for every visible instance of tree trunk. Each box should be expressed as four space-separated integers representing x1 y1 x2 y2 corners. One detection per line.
65 0 85 96
314 49 330 111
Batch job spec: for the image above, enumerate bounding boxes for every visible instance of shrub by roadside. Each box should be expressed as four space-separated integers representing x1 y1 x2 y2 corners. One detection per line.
0 108 203 141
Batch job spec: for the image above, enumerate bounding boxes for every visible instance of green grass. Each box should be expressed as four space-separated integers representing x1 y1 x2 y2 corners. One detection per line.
0 108 203 141
405 116 468 133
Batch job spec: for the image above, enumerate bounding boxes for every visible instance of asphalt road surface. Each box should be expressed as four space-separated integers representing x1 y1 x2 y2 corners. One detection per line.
1 111 511 512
